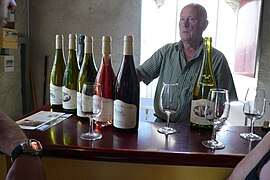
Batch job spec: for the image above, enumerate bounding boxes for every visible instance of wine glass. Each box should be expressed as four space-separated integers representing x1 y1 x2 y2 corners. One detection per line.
80 82 103 141
158 83 179 135
240 87 266 141
202 89 230 149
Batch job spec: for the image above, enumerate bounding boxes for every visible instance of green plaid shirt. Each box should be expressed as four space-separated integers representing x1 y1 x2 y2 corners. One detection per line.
137 40 238 123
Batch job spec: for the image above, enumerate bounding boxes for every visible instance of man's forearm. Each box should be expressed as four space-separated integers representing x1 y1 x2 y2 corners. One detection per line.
136 68 143 82
0 112 27 156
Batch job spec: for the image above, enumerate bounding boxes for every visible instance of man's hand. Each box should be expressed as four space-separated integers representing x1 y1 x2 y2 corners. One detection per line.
6 154 47 180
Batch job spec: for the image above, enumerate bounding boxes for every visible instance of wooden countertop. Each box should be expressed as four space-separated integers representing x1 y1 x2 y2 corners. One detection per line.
22 105 267 168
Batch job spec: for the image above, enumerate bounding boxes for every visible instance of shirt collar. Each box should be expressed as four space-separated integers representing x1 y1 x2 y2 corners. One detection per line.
175 40 204 61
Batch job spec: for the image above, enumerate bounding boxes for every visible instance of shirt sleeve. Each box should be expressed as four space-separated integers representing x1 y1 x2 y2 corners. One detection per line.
137 44 168 85
212 49 238 101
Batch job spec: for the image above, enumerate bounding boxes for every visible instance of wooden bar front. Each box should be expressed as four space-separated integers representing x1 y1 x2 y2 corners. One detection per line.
4 105 268 179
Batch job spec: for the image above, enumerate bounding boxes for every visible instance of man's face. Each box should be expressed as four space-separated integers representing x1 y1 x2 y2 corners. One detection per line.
179 5 205 42
0 0 16 27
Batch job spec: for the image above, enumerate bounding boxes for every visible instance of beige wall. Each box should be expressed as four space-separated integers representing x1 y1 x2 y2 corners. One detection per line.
28 0 141 112
0 0 28 119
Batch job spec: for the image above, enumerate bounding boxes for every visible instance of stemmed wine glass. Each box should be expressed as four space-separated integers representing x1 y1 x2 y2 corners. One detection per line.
158 83 179 135
80 82 103 141
240 87 266 141
202 89 230 149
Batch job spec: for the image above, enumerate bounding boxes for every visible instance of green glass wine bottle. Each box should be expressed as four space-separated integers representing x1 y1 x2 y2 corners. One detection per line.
77 34 85 69
77 36 98 118
50 35 66 110
190 37 216 129
62 34 79 114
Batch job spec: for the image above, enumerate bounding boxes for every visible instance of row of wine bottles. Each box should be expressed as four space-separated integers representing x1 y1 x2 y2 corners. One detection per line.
49 34 140 131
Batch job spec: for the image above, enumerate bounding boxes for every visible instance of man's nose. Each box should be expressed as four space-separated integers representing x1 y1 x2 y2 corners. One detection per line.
180 20 189 28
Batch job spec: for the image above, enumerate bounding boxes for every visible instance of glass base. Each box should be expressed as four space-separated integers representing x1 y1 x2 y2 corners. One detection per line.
80 132 102 141
202 139 225 150
157 127 177 135
240 132 262 141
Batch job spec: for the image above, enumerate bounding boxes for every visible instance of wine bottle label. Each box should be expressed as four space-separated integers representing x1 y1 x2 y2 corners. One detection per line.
94 97 113 122
62 87 77 110
77 92 87 117
50 83 62 105
81 94 93 113
93 95 102 114
190 99 211 126
113 100 137 129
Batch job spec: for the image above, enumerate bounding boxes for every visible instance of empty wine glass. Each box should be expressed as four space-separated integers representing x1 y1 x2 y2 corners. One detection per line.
202 89 230 149
80 82 103 141
158 83 179 135
240 87 266 141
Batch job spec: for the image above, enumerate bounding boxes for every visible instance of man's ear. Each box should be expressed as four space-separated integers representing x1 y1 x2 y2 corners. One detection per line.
201 20 208 31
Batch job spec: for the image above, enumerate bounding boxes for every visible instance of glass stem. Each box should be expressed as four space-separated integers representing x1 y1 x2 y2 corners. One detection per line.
166 113 170 127
250 117 256 135
211 125 217 141
89 116 94 134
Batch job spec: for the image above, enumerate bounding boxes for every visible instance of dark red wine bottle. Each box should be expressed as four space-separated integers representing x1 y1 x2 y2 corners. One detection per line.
94 36 115 127
113 35 140 131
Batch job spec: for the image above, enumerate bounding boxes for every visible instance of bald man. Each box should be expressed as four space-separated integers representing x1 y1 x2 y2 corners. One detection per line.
137 3 238 123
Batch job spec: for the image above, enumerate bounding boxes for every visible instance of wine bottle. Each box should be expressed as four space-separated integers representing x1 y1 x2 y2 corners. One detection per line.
77 36 98 118
190 37 216 129
50 35 66 110
94 36 115 127
77 34 85 69
113 35 140 131
62 34 79 113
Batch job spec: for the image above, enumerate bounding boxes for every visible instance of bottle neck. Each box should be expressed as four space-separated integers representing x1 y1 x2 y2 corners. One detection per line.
69 34 76 50
101 38 112 65
102 36 112 55
67 34 77 68
56 35 63 50
203 37 212 67
123 36 133 56
85 40 93 54
101 54 112 67
102 41 111 55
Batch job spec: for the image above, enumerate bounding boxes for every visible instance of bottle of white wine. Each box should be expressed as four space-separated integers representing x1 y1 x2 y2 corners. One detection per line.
77 36 98 118
62 34 79 114
190 37 216 129
94 36 115 127
50 35 66 110
113 35 140 132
